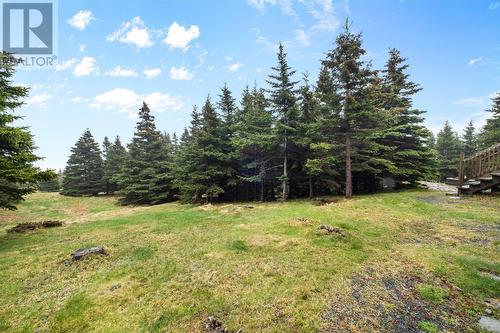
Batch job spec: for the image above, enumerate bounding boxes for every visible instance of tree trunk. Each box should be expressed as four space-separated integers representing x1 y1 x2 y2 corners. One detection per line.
282 128 288 200
345 132 353 199
308 176 313 198
260 164 265 202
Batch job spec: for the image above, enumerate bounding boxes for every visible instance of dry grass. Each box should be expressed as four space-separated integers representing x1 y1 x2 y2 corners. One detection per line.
0 190 498 332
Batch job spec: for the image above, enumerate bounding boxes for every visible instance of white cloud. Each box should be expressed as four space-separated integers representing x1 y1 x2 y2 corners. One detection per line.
78 44 86 52
107 16 154 48
170 66 194 80
453 92 496 108
27 94 53 107
104 66 138 77
143 68 162 79
307 0 340 33
73 57 98 77
228 62 243 72
91 88 140 113
248 0 297 16
67 10 94 30
69 96 84 103
468 56 483 66
248 0 341 35
253 28 279 52
163 22 200 51
55 58 77 72
295 29 310 46
144 92 184 113
90 88 183 116
489 2 500 9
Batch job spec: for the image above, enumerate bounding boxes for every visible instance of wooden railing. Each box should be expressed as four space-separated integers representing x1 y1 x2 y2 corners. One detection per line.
458 143 500 187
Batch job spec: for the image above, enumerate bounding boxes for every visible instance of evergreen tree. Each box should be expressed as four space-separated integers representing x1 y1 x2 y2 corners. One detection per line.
37 170 61 192
478 92 500 149
266 42 299 200
379 48 437 185
176 97 234 202
103 136 127 194
436 121 462 180
462 120 478 157
217 84 239 195
233 86 276 201
118 102 175 205
217 83 238 135
322 21 387 197
61 129 105 196
305 64 341 195
0 52 54 209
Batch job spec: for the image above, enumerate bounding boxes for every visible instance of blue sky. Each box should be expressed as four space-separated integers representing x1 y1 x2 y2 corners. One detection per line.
11 0 500 170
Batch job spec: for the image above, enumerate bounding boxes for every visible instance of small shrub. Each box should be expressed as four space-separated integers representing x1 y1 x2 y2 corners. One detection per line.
417 284 448 304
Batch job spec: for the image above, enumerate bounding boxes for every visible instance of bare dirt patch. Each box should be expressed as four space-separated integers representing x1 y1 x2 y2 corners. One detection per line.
322 259 477 332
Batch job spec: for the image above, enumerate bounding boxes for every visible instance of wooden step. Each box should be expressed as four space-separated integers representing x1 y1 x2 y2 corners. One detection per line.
480 177 493 181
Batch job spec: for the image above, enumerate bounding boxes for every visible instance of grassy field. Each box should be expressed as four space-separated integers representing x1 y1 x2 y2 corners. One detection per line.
0 190 498 332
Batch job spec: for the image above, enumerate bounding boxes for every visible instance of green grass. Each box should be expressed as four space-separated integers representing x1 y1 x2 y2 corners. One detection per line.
417 284 448 304
0 190 498 332
418 320 439 333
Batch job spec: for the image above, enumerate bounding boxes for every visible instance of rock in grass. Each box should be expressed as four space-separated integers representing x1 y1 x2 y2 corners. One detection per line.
7 221 63 233
205 317 228 333
204 317 242 333
72 246 107 260
319 224 346 237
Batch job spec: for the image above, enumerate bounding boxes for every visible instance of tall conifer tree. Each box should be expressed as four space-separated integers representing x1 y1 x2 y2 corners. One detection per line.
233 86 276 201
436 121 462 180
0 52 54 209
266 43 299 200
176 97 234 202
103 136 127 194
478 93 500 149
118 103 175 204
61 129 105 196
322 21 386 197
462 121 478 157
379 48 437 185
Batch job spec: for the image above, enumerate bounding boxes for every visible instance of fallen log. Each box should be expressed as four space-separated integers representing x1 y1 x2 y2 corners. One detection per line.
7 221 63 233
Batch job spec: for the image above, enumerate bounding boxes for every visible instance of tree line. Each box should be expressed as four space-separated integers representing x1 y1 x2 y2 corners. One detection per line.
58 22 497 204
1 23 499 209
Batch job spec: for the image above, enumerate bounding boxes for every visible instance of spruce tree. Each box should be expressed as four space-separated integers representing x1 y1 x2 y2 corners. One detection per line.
37 170 60 192
0 52 54 209
61 129 105 196
462 120 478 157
118 102 175 205
266 43 299 200
478 93 500 149
217 83 238 135
233 85 276 201
305 64 341 195
379 48 437 185
296 73 320 197
176 97 234 202
217 84 239 195
436 121 462 180
103 136 127 194
322 21 387 197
